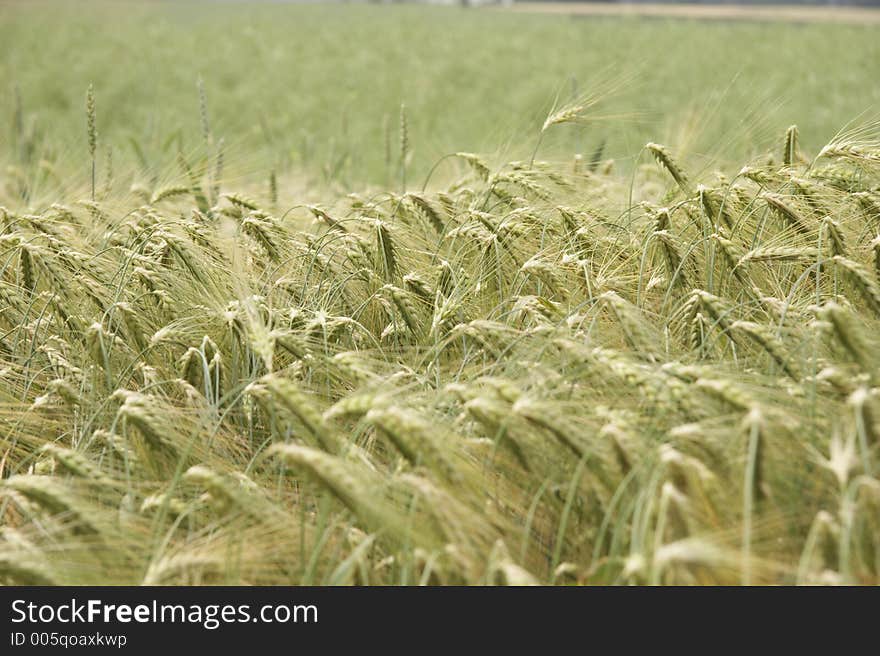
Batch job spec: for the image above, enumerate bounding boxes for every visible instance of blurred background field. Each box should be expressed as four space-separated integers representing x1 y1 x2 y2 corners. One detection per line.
2 1 878 195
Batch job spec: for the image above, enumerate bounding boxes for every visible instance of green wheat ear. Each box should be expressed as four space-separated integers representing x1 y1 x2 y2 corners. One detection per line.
197 75 212 145
399 102 409 193
783 125 799 167
86 84 97 200
269 169 278 209
646 142 689 192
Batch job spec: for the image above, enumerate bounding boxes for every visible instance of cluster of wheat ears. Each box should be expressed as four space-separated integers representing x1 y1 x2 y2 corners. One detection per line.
0 89 879 585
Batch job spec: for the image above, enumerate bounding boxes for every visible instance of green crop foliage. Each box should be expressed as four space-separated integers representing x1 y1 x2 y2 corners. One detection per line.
0 2 878 585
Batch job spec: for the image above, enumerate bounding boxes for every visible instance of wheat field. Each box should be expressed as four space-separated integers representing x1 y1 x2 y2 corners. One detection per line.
1 1 879 585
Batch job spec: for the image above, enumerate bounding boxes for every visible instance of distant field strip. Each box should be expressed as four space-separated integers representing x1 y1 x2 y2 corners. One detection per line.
504 2 880 24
